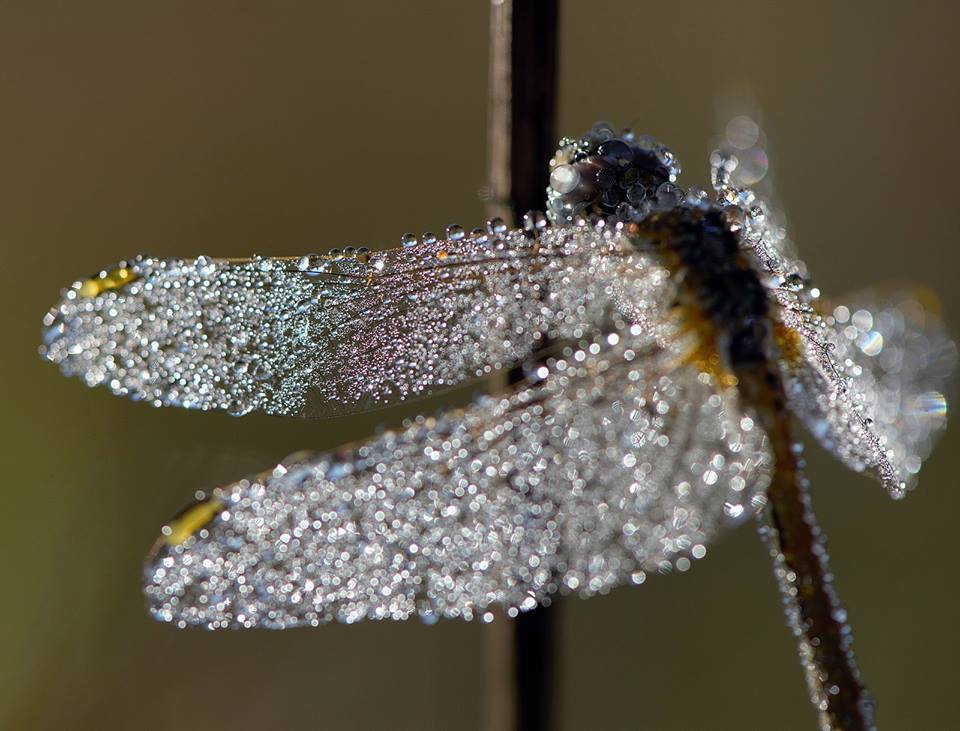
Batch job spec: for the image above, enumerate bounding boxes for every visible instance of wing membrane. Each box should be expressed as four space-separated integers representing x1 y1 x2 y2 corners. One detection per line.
42 225 673 417
709 119 805 280
144 329 772 629
778 287 956 495
709 120 957 493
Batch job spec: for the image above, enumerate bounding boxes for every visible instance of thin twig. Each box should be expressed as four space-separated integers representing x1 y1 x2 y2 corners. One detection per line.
485 0 512 225
481 4 516 730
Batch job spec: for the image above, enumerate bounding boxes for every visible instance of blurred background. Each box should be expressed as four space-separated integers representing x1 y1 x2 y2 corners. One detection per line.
1 2 958 729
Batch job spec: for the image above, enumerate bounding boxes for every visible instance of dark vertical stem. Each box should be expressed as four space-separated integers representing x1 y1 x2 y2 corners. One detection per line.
485 2 560 731
509 8 559 729
513 602 558 731
506 1 559 225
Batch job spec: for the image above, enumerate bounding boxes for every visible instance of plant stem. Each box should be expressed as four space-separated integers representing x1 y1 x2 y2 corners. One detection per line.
483 2 559 730
485 0 558 225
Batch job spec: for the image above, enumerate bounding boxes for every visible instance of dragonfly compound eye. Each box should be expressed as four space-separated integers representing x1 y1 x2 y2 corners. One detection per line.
546 121 683 226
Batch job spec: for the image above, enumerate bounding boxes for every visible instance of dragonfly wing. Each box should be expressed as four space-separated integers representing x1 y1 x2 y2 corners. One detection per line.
41 225 672 417
778 287 956 495
144 330 772 629
709 116 807 281
710 119 956 494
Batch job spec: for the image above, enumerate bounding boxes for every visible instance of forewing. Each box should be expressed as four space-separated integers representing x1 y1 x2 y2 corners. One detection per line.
41 225 672 417
144 331 772 629
778 287 956 495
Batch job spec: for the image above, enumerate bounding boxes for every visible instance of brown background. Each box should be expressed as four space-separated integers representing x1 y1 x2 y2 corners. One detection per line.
1 2 958 729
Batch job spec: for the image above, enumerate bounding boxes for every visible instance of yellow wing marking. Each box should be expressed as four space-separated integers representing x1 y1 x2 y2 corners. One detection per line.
160 498 225 546
78 266 139 297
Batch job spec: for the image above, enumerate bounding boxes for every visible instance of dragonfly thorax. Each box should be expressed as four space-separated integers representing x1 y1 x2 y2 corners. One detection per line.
641 206 773 369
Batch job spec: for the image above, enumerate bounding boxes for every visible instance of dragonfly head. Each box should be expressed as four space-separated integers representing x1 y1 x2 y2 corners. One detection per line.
546 122 683 226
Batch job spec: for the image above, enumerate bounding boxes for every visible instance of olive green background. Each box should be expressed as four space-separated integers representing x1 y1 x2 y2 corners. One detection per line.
1 2 958 729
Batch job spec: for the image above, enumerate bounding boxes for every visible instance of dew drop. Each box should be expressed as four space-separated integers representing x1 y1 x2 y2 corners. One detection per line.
486 217 508 235
549 164 580 194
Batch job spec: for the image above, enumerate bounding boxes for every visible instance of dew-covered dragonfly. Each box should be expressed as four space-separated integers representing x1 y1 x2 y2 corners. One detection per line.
41 122 954 725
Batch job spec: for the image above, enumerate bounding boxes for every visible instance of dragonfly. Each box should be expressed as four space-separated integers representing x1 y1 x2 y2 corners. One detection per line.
41 121 954 728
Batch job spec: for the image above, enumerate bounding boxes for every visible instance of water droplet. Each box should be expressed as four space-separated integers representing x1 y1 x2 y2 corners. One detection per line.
522 211 547 232
445 224 465 241
195 255 216 278
598 138 632 165
549 164 580 194
724 501 745 518
725 115 761 150
626 184 647 204
486 217 508 235
296 255 314 271
783 273 805 292
251 363 272 382
595 165 617 190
